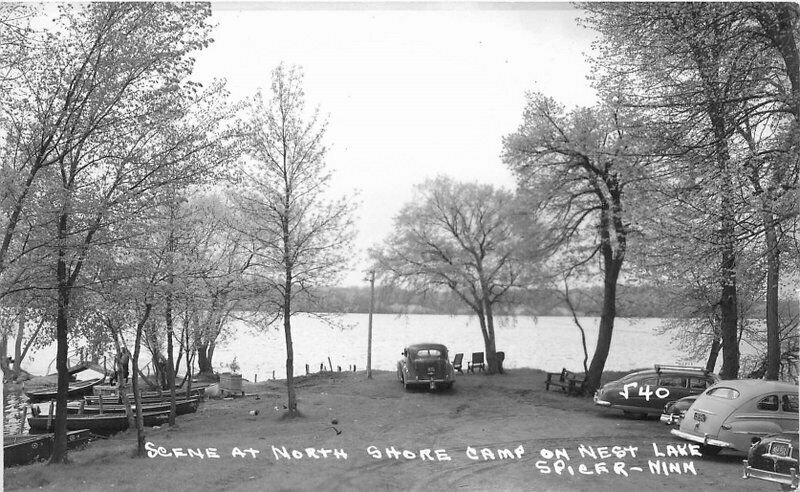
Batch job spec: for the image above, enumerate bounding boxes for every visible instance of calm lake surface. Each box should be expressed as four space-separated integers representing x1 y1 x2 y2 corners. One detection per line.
5 314 705 382
3 314 709 434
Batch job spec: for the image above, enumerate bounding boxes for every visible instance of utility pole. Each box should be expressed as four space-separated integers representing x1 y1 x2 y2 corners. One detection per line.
367 270 375 379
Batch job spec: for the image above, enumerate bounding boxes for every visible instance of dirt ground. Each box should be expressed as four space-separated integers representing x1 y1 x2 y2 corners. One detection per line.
3 369 776 491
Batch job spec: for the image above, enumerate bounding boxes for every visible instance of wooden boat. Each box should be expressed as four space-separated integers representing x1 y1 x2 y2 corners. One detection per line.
28 410 170 435
4 429 91 467
24 378 105 402
66 397 199 416
83 386 206 405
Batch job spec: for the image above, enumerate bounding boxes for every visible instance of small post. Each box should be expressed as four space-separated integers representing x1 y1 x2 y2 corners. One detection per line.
47 401 54 432
305 364 309 375
272 370 275 380
18 407 27 435
254 374 258 383
320 363 323 372
327 357 333 372
367 269 375 379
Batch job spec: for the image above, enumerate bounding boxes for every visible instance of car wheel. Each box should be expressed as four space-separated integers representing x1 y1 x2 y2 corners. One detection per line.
698 444 721 456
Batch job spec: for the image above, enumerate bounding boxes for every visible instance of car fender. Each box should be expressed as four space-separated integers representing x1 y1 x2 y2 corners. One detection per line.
720 417 785 452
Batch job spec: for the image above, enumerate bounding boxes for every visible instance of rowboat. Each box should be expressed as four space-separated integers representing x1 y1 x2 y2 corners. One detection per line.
4 429 91 467
24 378 105 402
66 397 199 416
83 386 206 405
28 410 170 435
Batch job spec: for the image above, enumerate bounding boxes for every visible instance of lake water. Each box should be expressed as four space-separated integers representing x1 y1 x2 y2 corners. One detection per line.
2 314 712 434
4 314 705 383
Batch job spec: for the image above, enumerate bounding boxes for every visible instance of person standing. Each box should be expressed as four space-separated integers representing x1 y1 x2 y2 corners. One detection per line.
119 348 130 384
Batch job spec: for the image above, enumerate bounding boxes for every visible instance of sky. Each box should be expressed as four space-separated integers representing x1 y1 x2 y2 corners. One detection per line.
191 1 600 285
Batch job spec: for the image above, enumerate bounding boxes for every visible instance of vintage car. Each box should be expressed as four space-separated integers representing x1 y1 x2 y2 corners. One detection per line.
397 343 455 391
671 379 799 455
660 395 698 425
593 364 719 417
743 431 799 490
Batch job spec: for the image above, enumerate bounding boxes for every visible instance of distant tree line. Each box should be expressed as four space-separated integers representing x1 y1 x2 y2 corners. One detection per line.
297 284 797 320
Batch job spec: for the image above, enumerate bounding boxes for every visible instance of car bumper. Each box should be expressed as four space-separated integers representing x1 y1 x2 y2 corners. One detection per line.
743 460 799 489
670 429 732 448
593 394 611 406
407 378 451 388
660 413 681 425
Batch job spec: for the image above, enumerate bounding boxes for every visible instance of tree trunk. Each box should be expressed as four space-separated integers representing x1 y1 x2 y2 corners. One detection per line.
584 254 623 395
692 36 740 379
705 334 722 373
284 268 298 415
51 261 70 463
13 312 24 381
584 186 626 396
166 293 176 426
183 313 194 395
50 212 72 464
14 315 44 382
196 342 213 375
764 213 780 380
133 304 153 457
483 301 499 374
0 331 8 379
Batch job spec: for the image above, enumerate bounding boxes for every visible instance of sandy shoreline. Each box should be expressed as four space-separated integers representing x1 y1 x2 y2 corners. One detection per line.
4 369 763 491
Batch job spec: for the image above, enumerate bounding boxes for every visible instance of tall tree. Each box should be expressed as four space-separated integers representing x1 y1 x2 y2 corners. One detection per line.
373 177 533 374
503 94 651 393
233 64 355 416
739 4 800 380
17 3 215 463
580 2 800 379
180 194 251 378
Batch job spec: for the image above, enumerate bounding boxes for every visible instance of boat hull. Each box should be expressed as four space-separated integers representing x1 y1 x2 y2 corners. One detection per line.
66 398 199 416
83 387 206 405
4 429 91 467
24 378 105 402
28 411 170 435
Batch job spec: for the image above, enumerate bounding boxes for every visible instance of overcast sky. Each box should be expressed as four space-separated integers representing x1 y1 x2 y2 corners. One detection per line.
192 2 600 285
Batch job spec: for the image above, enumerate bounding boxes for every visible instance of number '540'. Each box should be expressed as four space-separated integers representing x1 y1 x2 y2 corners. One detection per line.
618 382 669 400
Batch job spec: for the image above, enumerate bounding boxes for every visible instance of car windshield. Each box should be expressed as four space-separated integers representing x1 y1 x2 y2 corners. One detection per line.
689 378 711 390
707 387 740 399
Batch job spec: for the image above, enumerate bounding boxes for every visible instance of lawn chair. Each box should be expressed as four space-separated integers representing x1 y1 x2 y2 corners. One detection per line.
453 353 464 374
468 352 485 373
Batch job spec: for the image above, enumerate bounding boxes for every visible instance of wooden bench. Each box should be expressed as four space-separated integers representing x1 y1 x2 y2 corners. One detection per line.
545 368 585 395
452 353 464 374
467 352 485 373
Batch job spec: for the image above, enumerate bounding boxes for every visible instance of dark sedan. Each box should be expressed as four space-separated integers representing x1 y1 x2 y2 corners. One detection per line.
397 343 455 391
594 364 719 417
660 395 698 425
743 431 799 490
